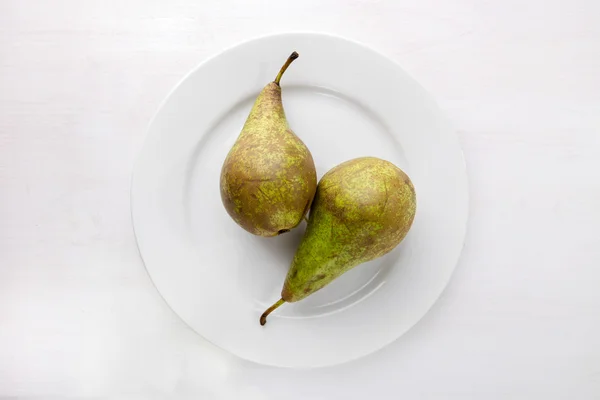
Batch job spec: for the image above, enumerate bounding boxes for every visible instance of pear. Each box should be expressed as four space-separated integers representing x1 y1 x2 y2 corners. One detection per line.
220 52 317 237
260 157 416 325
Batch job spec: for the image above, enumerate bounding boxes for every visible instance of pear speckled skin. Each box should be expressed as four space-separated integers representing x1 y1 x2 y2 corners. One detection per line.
220 54 317 237
282 157 416 302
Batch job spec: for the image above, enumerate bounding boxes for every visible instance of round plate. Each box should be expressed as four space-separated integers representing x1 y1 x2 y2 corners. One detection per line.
132 33 468 368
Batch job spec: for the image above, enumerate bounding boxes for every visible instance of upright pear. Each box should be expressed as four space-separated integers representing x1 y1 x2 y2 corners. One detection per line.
260 157 417 325
220 52 317 237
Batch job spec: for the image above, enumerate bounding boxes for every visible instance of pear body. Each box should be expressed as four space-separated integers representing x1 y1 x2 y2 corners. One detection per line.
282 157 416 302
220 81 317 237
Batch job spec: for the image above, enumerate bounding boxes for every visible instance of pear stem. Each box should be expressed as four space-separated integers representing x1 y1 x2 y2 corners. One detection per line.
260 298 285 326
274 52 299 85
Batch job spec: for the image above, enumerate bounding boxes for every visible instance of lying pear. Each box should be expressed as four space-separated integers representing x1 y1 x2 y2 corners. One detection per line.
260 157 416 325
220 52 317 237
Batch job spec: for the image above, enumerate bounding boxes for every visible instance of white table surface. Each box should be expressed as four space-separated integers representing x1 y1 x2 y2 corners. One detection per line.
1 1 599 398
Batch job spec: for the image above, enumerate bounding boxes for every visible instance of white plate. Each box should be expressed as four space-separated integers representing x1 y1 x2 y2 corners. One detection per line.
132 33 468 368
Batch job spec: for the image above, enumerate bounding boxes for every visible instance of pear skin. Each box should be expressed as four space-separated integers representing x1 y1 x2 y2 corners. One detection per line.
260 157 416 325
220 52 317 237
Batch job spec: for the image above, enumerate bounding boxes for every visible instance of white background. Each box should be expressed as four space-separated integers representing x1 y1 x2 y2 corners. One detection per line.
1 0 599 398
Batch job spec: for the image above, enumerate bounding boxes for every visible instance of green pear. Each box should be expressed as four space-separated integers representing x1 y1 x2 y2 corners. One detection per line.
220 52 317 237
260 157 417 325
